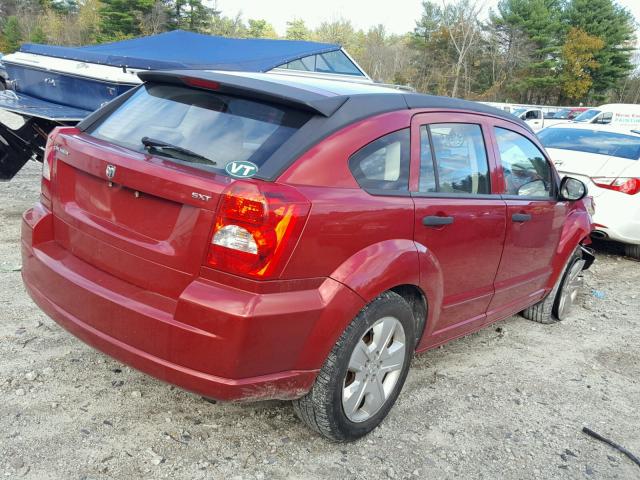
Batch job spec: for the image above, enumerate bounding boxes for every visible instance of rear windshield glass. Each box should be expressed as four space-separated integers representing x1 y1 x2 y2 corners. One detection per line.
86 83 311 173
538 127 640 160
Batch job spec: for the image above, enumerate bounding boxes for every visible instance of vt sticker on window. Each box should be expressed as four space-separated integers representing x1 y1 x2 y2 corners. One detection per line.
225 161 258 178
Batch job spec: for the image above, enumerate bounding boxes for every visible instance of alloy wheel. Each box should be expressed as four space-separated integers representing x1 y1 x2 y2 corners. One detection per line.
556 259 586 319
342 316 406 423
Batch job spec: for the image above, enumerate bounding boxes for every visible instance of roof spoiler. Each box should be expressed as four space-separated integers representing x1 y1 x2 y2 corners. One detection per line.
137 70 348 117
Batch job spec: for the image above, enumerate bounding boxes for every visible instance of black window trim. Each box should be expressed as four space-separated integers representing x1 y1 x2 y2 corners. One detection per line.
411 192 499 200
415 121 496 197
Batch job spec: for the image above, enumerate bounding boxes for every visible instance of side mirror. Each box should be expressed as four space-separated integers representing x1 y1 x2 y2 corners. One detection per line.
559 176 587 201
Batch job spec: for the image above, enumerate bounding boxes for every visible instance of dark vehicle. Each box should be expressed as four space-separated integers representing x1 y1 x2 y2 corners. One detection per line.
22 71 594 440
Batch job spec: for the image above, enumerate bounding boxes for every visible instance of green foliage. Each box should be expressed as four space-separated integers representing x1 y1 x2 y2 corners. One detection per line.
285 19 310 40
492 0 565 102
2 16 22 53
169 0 214 32
30 25 47 44
99 0 156 40
566 0 635 100
247 19 277 39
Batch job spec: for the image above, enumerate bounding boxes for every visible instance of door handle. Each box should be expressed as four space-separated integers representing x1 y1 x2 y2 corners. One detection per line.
512 213 532 222
423 216 454 226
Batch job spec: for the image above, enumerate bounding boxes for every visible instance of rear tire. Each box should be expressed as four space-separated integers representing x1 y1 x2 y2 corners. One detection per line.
624 243 640 260
293 291 415 441
521 248 585 324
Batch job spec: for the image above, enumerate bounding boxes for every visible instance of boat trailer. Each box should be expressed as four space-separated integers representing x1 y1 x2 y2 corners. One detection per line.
0 115 59 180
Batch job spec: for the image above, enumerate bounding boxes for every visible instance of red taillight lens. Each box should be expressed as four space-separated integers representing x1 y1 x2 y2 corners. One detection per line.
42 134 56 183
206 181 310 279
41 126 79 196
592 177 640 195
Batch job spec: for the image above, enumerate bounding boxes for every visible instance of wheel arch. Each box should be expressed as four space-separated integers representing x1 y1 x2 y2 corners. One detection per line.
551 206 593 287
328 239 430 350
390 284 428 347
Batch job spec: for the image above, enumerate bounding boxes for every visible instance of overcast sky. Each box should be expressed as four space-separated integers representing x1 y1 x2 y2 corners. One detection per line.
217 0 640 36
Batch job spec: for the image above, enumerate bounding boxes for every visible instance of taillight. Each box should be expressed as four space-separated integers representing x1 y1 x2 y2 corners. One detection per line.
206 181 310 279
42 134 55 182
41 126 78 200
592 177 640 195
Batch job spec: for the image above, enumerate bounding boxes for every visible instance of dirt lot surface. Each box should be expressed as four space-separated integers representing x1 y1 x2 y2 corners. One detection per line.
1 125 639 479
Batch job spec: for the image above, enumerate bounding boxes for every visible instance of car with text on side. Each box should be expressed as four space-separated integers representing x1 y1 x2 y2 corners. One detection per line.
21 70 594 441
539 123 640 259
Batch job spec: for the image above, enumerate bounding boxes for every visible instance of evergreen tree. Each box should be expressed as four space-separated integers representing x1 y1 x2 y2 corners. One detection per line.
566 0 635 99
30 25 47 43
168 0 214 32
2 16 22 52
492 0 565 103
99 0 156 40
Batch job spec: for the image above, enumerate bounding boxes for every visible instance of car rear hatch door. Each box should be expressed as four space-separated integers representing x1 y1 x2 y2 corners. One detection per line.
48 73 336 297
50 131 229 298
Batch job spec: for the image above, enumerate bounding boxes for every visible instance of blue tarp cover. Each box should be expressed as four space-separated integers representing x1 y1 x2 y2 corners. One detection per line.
19 30 341 72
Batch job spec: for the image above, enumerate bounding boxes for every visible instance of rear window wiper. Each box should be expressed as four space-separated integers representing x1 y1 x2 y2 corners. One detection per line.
141 137 216 165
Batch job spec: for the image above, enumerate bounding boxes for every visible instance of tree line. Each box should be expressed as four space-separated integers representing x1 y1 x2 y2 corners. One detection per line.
0 0 638 105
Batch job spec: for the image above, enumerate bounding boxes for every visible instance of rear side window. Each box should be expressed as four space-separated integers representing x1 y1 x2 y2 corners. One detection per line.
349 129 410 192
86 84 311 173
494 127 553 198
419 123 490 194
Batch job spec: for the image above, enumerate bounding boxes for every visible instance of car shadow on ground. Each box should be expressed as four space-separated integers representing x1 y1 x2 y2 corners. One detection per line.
590 238 638 261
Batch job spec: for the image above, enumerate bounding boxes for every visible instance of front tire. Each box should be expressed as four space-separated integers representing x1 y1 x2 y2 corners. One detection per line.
293 291 415 441
521 248 586 324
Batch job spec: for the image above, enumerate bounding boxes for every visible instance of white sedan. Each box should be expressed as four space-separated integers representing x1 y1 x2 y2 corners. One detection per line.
538 123 640 259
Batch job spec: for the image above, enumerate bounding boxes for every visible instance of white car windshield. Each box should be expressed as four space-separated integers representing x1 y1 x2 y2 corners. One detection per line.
573 109 602 122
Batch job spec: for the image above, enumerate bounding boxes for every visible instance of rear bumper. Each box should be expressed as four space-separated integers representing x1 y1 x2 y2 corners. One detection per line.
589 187 640 245
21 204 364 401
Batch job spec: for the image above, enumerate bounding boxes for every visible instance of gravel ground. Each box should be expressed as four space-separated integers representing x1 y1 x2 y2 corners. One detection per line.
1 123 640 479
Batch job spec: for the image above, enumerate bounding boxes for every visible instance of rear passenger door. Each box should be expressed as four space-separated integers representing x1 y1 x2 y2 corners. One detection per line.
410 113 506 338
486 121 567 318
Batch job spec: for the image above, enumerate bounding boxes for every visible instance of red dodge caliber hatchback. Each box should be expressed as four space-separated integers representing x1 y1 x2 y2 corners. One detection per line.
22 71 594 440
